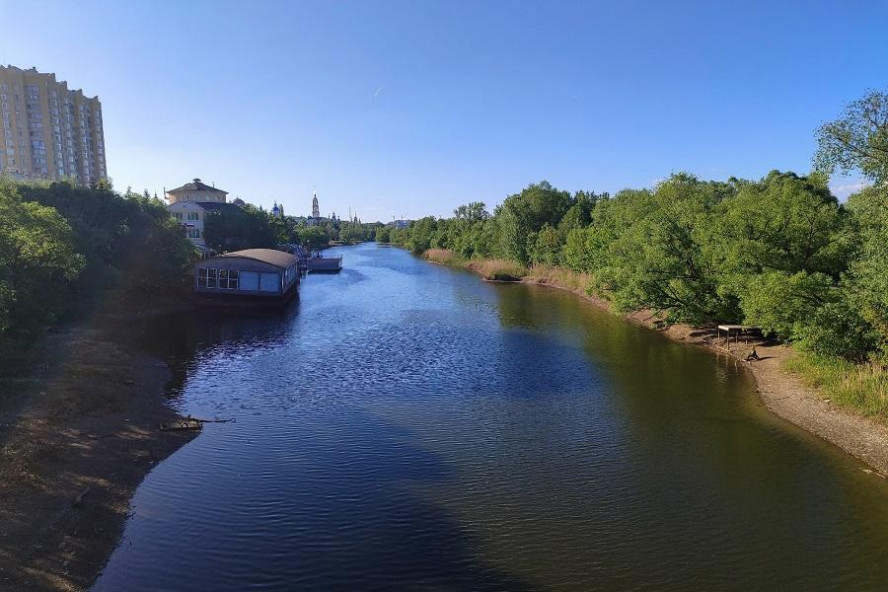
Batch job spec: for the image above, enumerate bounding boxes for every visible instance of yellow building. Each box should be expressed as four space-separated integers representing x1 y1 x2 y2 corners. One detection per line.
166 178 235 251
165 177 228 204
0 65 106 185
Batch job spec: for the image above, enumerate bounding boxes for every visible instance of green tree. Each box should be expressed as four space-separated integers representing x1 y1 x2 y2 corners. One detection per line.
496 181 571 265
710 171 853 281
376 225 391 244
0 183 84 334
203 205 277 252
454 202 490 223
739 271 836 340
814 89 888 184
843 184 888 359
407 217 438 253
590 175 734 323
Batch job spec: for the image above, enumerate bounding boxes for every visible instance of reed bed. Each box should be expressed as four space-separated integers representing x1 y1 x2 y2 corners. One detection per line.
525 264 594 293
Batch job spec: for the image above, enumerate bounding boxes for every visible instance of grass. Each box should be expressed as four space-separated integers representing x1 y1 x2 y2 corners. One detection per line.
465 259 527 281
423 248 459 264
785 351 888 420
525 264 594 293
423 250 527 281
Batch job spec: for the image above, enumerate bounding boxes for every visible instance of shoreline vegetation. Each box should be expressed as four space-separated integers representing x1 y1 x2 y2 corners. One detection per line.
421 247 888 477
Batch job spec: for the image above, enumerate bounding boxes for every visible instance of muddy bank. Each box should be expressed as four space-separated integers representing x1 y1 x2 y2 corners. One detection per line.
0 300 199 591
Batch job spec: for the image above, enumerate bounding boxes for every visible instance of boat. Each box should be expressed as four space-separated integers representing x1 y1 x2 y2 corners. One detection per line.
193 248 299 307
305 251 343 273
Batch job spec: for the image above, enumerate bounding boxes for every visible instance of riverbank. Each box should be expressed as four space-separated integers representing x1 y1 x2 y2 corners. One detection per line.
423 249 888 478
0 294 199 591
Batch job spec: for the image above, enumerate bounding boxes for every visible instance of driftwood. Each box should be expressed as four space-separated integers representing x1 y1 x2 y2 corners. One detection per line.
158 417 235 432
73 487 91 508
85 433 119 440
159 419 203 432
185 416 236 424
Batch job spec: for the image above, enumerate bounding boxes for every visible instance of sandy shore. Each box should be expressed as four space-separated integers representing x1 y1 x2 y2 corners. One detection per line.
517 275 888 478
0 302 198 591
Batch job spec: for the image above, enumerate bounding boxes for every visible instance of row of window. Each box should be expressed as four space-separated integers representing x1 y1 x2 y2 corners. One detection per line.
196 268 283 292
198 268 240 290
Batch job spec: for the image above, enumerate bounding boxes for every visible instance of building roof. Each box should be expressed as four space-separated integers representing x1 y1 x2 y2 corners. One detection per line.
217 249 298 269
168 178 228 194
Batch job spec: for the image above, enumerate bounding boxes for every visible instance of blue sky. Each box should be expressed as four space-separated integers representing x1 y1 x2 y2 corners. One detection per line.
1 1 886 220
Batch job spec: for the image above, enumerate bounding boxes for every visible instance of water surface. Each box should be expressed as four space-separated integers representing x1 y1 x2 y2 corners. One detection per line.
93 243 888 591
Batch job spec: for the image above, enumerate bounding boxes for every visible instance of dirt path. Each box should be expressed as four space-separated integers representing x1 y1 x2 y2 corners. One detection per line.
0 308 197 591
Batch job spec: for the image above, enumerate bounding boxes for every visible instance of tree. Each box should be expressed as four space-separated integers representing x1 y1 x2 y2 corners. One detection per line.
407 217 438 253
843 184 888 359
203 205 277 252
589 175 735 323
0 183 84 334
376 225 391 244
814 89 888 184
453 202 490 223
710 171 854 279
496 181 571 265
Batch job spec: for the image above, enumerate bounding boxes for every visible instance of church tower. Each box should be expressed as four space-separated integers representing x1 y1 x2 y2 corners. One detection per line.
311 191 320 218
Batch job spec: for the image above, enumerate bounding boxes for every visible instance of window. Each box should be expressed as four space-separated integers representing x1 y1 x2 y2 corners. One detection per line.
187 228 201 238
218 269 239 290
187 212 199 221
197 267 217 288
259 272 280 292
239 271 259 291
173 212 182 220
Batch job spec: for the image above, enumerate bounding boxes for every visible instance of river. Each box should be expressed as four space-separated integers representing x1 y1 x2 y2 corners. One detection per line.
92 243 888 591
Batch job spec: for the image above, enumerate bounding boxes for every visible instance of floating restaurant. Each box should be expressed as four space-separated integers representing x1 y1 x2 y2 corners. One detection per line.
194 249 299 305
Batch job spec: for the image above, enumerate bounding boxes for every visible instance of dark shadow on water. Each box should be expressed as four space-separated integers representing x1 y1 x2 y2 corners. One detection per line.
93 410 541 592
133 300 302 400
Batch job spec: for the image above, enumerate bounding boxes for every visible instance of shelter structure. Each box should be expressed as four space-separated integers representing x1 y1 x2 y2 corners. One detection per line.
194 248 299 305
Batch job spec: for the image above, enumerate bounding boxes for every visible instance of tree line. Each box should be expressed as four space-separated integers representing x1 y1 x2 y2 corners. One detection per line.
202 207 381 253
0 181 195 339
382 89 888 364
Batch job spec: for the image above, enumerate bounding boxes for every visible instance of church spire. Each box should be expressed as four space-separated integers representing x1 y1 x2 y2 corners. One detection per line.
311 190 320 218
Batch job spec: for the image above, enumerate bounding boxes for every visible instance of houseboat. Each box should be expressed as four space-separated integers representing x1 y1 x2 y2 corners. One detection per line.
194 249 299 306
306 251 343 273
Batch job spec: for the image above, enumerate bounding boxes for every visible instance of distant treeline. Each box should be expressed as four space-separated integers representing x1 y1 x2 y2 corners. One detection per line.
203 207 381 253
382 89 888 365
0 181 195 339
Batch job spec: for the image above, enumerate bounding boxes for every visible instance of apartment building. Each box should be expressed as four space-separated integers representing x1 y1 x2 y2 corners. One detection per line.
0 65 107 186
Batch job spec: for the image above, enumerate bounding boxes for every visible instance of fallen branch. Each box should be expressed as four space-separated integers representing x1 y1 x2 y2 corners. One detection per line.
85 433 119 440
73 487 91 508
159 419 202 432
185 417 236 424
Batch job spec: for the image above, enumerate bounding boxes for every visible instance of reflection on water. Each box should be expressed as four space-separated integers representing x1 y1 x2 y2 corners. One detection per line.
94 243 888 591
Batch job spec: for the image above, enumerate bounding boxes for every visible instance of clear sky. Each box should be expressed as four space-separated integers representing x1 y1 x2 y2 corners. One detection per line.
2 0 886 220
